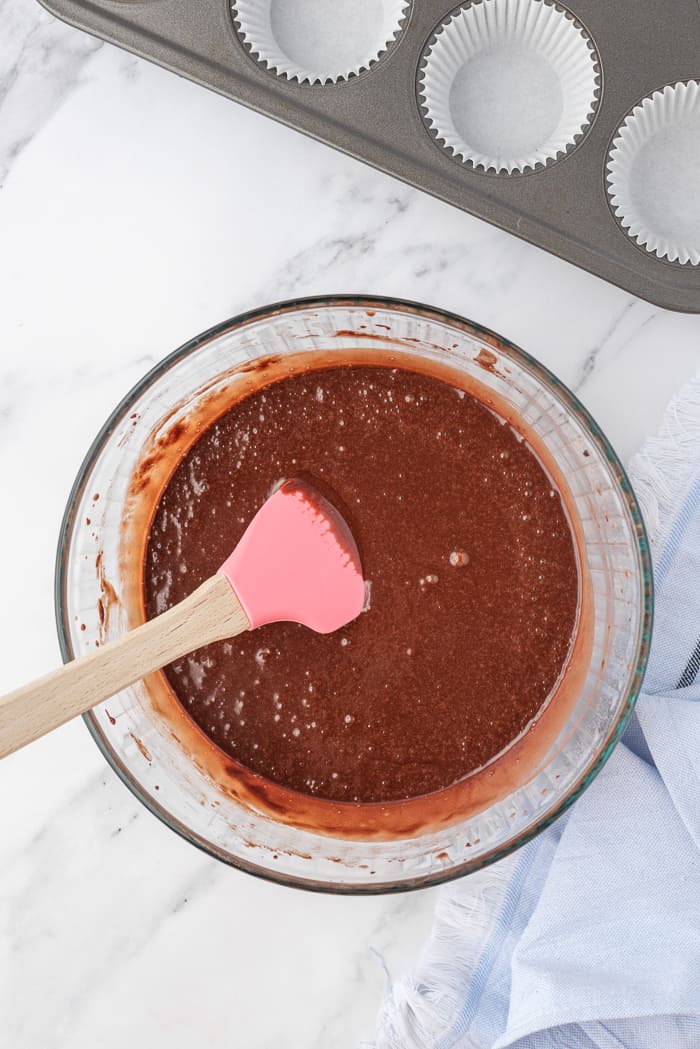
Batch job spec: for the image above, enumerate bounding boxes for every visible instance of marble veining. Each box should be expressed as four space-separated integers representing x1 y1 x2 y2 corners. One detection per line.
0 0 102 185
1 5 700 1047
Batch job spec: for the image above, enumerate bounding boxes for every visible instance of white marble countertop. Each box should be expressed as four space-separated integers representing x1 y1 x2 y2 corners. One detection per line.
1 3 700 1047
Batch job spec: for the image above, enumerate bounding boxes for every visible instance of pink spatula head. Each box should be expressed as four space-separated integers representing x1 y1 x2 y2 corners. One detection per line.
219 479 366 634
0 479 366 759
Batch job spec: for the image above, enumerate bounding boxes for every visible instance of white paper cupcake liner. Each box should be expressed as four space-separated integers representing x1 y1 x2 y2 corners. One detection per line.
232 0 410 85
418 0 600 175
607 80 700 267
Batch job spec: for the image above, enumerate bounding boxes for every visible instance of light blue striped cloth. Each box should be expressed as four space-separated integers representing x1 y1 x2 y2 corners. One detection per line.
376 374 700 1049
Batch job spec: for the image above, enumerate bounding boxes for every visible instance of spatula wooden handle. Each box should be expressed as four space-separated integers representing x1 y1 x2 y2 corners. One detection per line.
0 573 249 759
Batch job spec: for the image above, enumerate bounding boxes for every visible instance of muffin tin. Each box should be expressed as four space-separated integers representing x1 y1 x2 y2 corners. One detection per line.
40 0 700 311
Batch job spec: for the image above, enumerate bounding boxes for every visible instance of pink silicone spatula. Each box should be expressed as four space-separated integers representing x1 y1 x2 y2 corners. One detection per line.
0 480 365 759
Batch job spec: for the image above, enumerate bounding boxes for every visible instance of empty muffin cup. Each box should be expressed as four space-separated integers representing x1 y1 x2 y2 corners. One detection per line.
418 0 600 174
607 80 700 266
232 0 410 85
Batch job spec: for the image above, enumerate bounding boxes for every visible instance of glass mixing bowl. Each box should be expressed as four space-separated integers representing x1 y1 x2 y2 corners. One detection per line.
55 296 652 893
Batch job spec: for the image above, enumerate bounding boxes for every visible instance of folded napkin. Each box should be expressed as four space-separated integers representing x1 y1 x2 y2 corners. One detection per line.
376 373 700 1049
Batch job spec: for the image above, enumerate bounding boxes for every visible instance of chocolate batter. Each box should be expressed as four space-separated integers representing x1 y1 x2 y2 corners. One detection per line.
144 363 578 804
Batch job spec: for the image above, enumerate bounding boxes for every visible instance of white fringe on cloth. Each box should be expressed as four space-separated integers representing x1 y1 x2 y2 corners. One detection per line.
628 371 700 552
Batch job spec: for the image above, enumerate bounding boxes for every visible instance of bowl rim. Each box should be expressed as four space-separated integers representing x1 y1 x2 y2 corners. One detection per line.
54 293 654 894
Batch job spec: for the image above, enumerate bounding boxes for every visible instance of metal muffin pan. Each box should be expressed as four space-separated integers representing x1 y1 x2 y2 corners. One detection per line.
40 0 700 311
